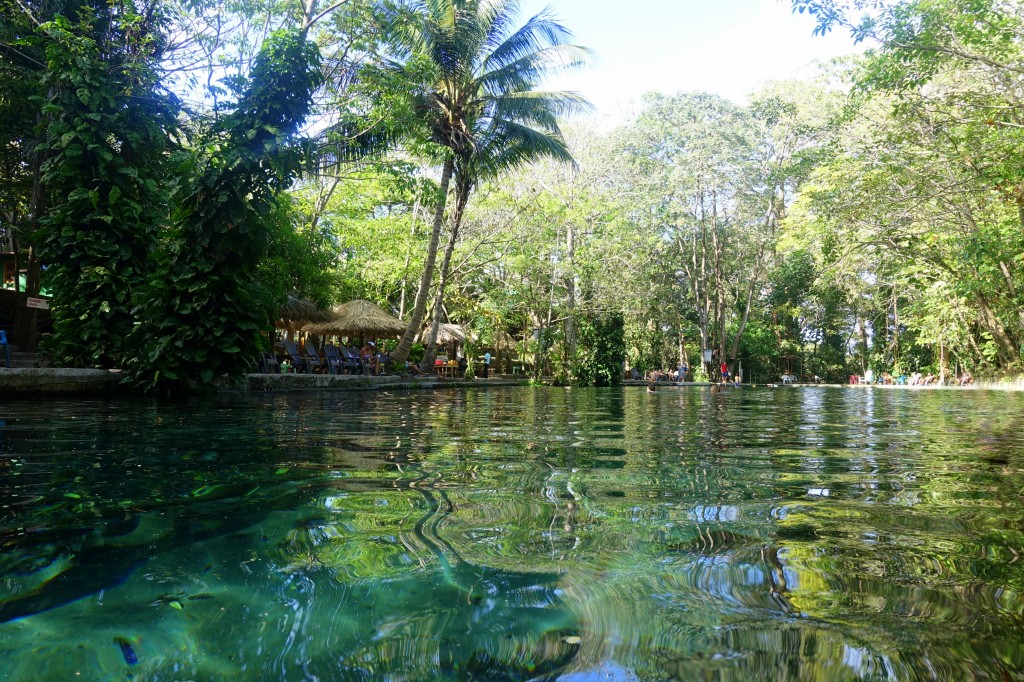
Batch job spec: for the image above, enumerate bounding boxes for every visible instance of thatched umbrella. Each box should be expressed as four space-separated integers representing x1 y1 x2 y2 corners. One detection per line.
277 293 331 328
302 299 406 339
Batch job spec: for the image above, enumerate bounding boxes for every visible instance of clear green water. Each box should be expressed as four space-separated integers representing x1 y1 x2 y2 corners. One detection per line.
2 386 1024 680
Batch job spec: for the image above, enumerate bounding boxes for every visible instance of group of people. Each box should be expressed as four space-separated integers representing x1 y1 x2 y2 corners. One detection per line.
855 370 976 386
630 362 746 384
907 371 974 386
631 364 690 382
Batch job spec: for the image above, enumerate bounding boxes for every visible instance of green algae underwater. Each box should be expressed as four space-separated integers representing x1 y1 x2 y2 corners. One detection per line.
3 386 1024 680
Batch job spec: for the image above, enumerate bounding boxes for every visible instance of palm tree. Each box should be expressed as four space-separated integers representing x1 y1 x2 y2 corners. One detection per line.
384 0 590 366
420 118 579 367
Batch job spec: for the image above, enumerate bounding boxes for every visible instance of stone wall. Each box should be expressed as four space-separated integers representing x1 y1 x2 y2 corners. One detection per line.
0 368 122 394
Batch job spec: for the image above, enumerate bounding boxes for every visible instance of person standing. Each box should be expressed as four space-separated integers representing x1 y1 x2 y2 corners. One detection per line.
720 361 729 384
482 350 491 378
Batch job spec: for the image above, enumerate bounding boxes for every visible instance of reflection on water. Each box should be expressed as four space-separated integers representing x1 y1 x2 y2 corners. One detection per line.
3 387 1024 680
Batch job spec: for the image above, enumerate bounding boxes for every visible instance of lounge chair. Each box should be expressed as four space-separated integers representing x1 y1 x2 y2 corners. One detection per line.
257 352 280 374
321 344 339 374
283 340 314 373
375 352 394 375
342 346 371 375
304 340 329 374
323 344 354 375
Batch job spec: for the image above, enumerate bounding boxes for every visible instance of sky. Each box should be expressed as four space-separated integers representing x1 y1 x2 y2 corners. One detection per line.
516 0 862 124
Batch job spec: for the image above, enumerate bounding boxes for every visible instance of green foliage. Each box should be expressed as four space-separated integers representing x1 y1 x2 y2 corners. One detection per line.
736 320 777 381
36 9 175 368
768 250 816 310
260 194 338 313
0 0 42 252
572 313 625 387
379 0 591 366
126 29 322 391
407 342 424 364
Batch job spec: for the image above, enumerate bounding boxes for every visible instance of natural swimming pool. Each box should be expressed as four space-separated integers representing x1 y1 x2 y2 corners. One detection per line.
2 386 1024 680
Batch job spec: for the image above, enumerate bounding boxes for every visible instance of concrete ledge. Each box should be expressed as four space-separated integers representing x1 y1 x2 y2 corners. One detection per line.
0 367 123 394
0 367 524 395
244 373 522 391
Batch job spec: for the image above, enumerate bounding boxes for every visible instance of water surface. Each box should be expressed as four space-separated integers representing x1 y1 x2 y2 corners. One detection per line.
2 386 1024 680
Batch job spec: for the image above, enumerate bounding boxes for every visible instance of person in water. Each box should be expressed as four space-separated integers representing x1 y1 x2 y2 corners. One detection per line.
647 383 656 393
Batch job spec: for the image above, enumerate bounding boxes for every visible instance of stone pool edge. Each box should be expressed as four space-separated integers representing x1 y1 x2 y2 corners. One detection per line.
7 368 1022 395
0 367 525 395
242 373 523 392
0 368 122 394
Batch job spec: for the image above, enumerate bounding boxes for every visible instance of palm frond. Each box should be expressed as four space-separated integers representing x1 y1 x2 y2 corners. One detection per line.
479 44 592 99
380 0 592 198
483 8 576 72
463 120 573 181
477 0 522 52
483 90 592 134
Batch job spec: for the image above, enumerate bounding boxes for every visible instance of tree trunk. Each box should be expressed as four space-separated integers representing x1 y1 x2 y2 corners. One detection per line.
996 260 1024 330
859 317 869 374
398 196 421 320
422 178 468 368
391 157 453 365
939 337 951 384
974 291 1019 366
698 187 712 376
565 220 577 360
892 290 900 372
710 188 727 364
729 268 759 366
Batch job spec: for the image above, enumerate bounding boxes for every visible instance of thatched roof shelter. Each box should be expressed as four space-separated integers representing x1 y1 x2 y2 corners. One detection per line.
302 299 406 338
491 330 516 349
276 293 330 330
418 323 469 346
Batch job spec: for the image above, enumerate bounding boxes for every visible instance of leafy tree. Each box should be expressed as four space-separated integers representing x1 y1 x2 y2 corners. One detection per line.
571 313 624 386
127 29 322 391
1 0 66 350
36 8 176 368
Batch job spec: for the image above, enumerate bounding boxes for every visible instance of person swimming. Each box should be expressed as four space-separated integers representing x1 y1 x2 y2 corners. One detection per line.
646 383 656 393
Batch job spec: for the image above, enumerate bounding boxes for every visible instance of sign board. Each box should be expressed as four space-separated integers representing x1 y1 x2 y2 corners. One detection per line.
26 297 49 310
703 348 713 364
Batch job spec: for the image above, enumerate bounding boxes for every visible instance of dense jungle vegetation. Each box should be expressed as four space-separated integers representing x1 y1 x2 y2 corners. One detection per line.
1 0 1023 388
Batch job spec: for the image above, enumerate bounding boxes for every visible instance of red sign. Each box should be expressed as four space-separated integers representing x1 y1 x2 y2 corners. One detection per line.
26 297 49 310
